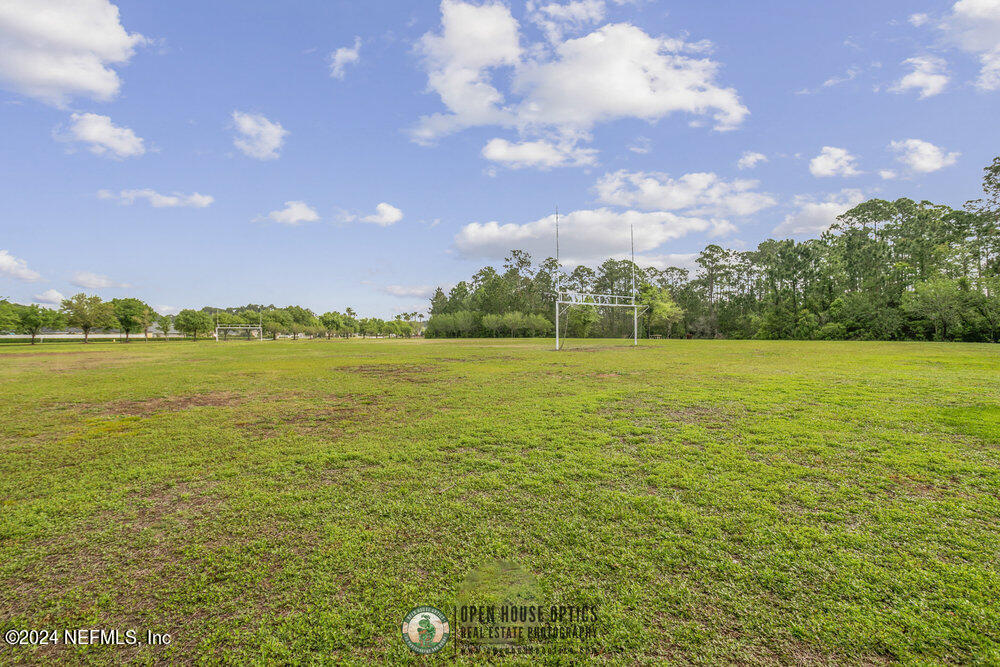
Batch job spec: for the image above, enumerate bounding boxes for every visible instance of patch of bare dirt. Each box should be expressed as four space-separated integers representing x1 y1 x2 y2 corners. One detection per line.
604 397 732 427
1 481 224 619
0 479 331 662
236 395 378 437
340 364 436 383
104 391 243 416
125 480 224 532
665 405 729 426
887 474 964 499
1 349 104 358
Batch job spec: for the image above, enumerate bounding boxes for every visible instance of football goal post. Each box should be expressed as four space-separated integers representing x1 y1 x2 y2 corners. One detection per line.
214 313 263 342
554 217 647 350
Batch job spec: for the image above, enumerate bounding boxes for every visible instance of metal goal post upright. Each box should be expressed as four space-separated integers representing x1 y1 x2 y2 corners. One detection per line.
553 219 647 350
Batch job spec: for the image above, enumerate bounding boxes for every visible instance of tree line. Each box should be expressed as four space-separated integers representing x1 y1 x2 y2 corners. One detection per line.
0 297 422 344
425 156 1000 342
4 156 998 344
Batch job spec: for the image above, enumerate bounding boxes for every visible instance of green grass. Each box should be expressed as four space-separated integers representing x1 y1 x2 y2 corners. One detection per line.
1 339 998 664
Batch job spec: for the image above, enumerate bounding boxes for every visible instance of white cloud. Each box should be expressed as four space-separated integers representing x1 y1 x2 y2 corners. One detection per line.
156 304 179 316
595 170 776 217
941 0 1000 91
232 111 287 160
382 284 436 298
329 37 361 79
33 288 64 305
628 136 651 154
362 202 404 226
981 52 1000 90
259 201 320 226
909 13 931 27
98 188 213 208
71 270 129 289
481 137 596 169
809 146 861 177
822 66 861 89
59 112 145 158
0 249 41 281
0 0 146 106
773 189 865 237
879 169 898 180
795 66 862 95
889 138 960 173
513 23 747 135
454 208 734 264
527 0 606 43
412 0 522 144
632 252 699 270
737 151 767 170
412 2 747 144
891 56 949 98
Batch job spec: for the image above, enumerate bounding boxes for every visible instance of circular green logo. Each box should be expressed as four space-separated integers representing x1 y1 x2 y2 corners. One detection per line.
401 606 450 654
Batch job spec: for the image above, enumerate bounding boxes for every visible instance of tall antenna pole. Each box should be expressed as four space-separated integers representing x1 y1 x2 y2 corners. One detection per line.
631 224 637 347
555 205 560 284
555 206 560 351
630 224 635 298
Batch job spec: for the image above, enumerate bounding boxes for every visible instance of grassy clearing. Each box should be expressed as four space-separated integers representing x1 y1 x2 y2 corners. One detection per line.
1 339 998 664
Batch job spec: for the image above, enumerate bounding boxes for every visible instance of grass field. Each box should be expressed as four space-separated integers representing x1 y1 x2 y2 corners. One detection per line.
1 339 999 664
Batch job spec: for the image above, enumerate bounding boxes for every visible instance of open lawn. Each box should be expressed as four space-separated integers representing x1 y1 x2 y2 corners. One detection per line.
1 339 999 664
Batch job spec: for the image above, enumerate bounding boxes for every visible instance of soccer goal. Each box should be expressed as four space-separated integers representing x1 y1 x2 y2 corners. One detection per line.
554 217 647 351
214 314 263 342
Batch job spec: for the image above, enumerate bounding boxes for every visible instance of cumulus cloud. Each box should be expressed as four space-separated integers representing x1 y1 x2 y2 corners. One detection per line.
0 0 146 106
412 1 747 145
941 0 1000 91
329 37 361 79
411 0 522 143
891 56 949 98
454 208 734 264
481 137 597 169
98 188 213 208
527 0 606 43
0 249 41 281
631 252 699 270
58 112 145 158
71 270 129 289
156 305 180 316
362 202 404 226
809 146 861 177
513 23 747 135
889 138 960 173
232 111 287 160
737 151 767 170
595 170 776 217
880 169 898 180
382 284 436 298
258 201 320 226
33 288 64 305
909 13 931 27
980 52 1000 90
773 190 866 237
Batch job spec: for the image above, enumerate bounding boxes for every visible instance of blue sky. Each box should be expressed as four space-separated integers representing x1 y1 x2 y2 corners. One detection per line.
1 0 998 316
